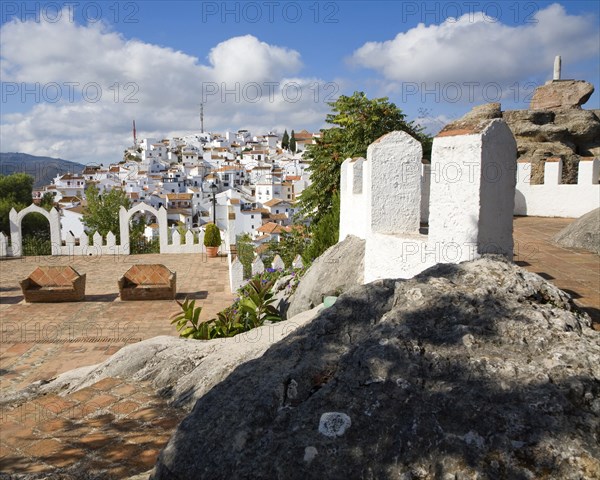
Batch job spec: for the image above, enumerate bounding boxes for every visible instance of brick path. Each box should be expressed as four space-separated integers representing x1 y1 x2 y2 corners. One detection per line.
0 218 598 477
0 253 233 393
513 216 599 330
0 377 185 478
1 253 233 478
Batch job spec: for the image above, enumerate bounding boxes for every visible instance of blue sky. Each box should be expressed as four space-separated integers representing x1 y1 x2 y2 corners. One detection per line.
1 1 599 164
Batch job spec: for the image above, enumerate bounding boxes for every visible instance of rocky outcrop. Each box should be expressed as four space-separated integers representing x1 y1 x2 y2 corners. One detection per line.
152 256 599 480
450 80 599 185
286 235 365 318
530 80 594 110
553 208 600 254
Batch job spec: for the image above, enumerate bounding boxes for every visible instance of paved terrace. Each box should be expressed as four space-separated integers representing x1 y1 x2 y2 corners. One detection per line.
0 253 233 478
0 217 598 477
513 216 599 329
0 253 233 393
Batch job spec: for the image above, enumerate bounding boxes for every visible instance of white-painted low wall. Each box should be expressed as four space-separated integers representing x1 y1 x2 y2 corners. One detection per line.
515 158 599 218
0 203 226 258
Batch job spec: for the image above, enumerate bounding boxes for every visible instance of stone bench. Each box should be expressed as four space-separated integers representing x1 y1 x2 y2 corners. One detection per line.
20 266 86 303
118 264 176 301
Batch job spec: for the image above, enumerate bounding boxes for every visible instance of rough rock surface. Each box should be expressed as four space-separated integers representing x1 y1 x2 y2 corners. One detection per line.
450 87 600 184
286 235 364 318
509 80 598 184
0 307 322 410
530 80 595 110
553 208 600 254
152 256 600 480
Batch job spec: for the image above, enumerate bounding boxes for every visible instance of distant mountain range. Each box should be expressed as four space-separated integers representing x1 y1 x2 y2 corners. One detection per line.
0 152 85 188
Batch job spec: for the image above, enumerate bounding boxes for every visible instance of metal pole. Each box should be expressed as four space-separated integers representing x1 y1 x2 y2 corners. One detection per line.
212 190 216 225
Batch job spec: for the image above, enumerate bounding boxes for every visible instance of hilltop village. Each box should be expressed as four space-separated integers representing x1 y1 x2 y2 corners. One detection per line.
32 129 317 247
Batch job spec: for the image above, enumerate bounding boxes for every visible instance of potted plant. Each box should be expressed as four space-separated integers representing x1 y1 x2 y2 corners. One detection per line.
204 223 221 257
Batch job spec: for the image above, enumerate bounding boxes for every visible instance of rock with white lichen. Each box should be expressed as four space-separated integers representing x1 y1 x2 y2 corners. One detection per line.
152 256 600 479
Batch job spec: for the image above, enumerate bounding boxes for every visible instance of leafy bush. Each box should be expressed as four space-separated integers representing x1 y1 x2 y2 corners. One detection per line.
170 299 211 339
170 262 309 340
304 193 340 261
130 237 160 254
170 277 283 340
236 233 254 279
22 234 51 256
204 223 221 247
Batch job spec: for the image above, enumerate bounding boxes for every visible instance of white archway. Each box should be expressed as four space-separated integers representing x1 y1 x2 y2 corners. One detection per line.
9 205 61 257
119 204 168 254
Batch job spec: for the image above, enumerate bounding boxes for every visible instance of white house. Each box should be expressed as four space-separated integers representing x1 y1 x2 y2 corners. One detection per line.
60 204 85 241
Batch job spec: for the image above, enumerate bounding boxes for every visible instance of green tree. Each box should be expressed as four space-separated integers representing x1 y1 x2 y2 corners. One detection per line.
289 130 296 153
0 174 34 234
39 192 55 210
303 193 340 261
237 233 255 278
263 225 309 266
82 185 131 237
0 173 34 205
299 91 431 224
282 130 290 150
0 173 52 254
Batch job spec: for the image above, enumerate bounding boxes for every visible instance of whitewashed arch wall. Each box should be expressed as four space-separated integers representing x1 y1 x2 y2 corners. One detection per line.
9 205 61 257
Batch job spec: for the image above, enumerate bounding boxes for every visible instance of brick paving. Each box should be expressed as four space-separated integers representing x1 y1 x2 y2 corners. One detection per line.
0 218 598 477
513 216 600 330
0 377 185 478
0 253 233 393
1 253 233 478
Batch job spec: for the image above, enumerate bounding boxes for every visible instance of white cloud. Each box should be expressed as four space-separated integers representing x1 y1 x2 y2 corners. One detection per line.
350 4 599 85
0 13 329 163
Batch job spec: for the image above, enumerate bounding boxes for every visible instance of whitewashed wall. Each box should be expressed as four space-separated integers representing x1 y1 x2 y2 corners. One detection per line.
340 120 518 284
515 158 599 218
1 203 225 257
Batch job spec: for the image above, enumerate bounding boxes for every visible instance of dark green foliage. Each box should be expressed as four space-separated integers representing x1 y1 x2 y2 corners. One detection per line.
282 130 290 150
237 233 254 279
0 173 51 243
298 91 431 224
0 173 33 204
22 235 52 256
289 129 296 153
130 237 160 254
0 173 34 234
238 278 282 327
82 184 131 237
170 299 212 339
304 193 340 261
203 223 221 247
39 192 55 209
128 214 151 253
170 278 282 340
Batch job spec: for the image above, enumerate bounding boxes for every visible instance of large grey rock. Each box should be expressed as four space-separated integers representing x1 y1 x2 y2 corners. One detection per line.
286 235 364 318
553 208 600 254
152 256 600 480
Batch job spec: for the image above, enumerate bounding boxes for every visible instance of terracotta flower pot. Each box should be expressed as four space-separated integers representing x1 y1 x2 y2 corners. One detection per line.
206 246 219 258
